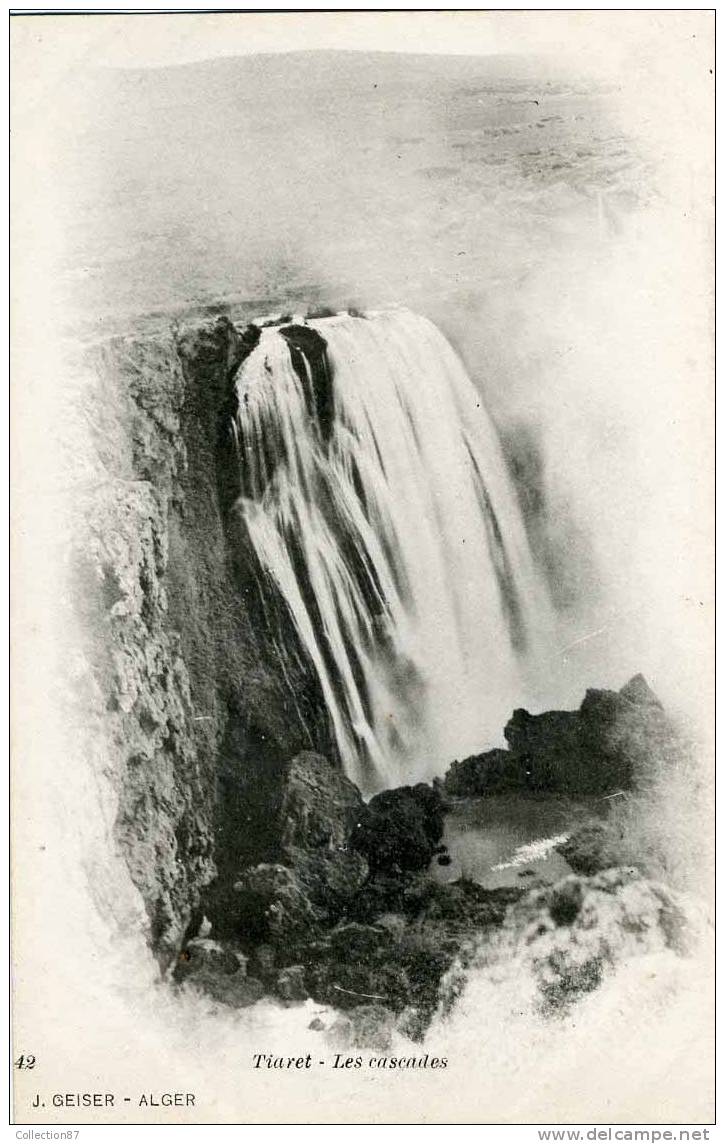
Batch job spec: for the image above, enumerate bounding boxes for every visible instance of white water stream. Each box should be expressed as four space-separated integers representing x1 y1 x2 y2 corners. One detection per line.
234 309 553 790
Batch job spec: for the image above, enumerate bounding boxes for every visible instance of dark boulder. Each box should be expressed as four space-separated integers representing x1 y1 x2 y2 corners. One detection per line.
231 863 322 946
347 869 428 923
504 705 593 790
582 677 681 779
548 879 584 926
278 751 366 854
206 752 369 947
229 848 369 953
351 783 445 872
444 675 681 797
290 846 369 918
327 921 394 960
505 676 678 794
444 748 521 796
557 821 626 876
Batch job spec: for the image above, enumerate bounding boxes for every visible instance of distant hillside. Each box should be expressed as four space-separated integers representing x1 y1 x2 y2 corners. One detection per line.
55 49 638 337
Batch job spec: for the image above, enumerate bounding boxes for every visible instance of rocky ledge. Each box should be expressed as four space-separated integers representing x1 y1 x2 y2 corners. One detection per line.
177 749 520 1039
171 676 692 1045
444 674 679 797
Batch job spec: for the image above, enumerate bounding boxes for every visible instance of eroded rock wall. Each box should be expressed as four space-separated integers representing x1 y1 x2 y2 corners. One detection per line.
71 317 336 963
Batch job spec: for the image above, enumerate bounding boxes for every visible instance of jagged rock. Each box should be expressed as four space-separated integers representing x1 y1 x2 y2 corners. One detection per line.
445 748 521 796
232 863 322 945
581 678 682 779
351 783 445 872
227 848 369 953
206 752 367 944
278 751 366 854
291 847 369 914
347 870 428 923
75 319 337 967
557 821 626 875
505 675 677 793
504 706 586 788
444 675 681 797
619 673 663 708
209 753 370 958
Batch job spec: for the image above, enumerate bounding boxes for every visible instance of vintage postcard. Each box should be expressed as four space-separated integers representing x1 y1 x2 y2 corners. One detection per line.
10 9 714 1126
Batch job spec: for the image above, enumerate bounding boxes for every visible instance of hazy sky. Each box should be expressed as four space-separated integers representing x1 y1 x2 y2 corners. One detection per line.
10 9 712 163
10 9 710 72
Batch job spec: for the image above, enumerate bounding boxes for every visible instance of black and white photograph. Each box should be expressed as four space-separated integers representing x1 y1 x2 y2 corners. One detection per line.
10 8 715 1126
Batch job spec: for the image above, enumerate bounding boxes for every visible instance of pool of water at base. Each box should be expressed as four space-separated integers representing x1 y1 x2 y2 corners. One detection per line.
431 792 608 889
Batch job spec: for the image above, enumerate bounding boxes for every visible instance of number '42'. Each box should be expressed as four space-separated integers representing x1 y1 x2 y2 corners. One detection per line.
14 1055 35 1069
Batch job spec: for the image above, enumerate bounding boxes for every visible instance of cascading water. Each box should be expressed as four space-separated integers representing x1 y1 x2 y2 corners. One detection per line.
233 308 553 792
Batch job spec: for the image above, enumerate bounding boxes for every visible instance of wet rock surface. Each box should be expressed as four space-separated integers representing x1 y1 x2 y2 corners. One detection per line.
278 751 366 853
179 751 525 1031
207 751 370 944
556 821 626 876
174 679 693 1045
350 783 446 873
445 747 518 796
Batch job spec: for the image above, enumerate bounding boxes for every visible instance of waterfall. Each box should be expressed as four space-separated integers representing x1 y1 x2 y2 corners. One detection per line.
233 308 552 792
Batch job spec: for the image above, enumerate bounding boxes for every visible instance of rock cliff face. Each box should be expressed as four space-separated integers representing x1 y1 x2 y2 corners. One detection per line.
72 317 337 963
